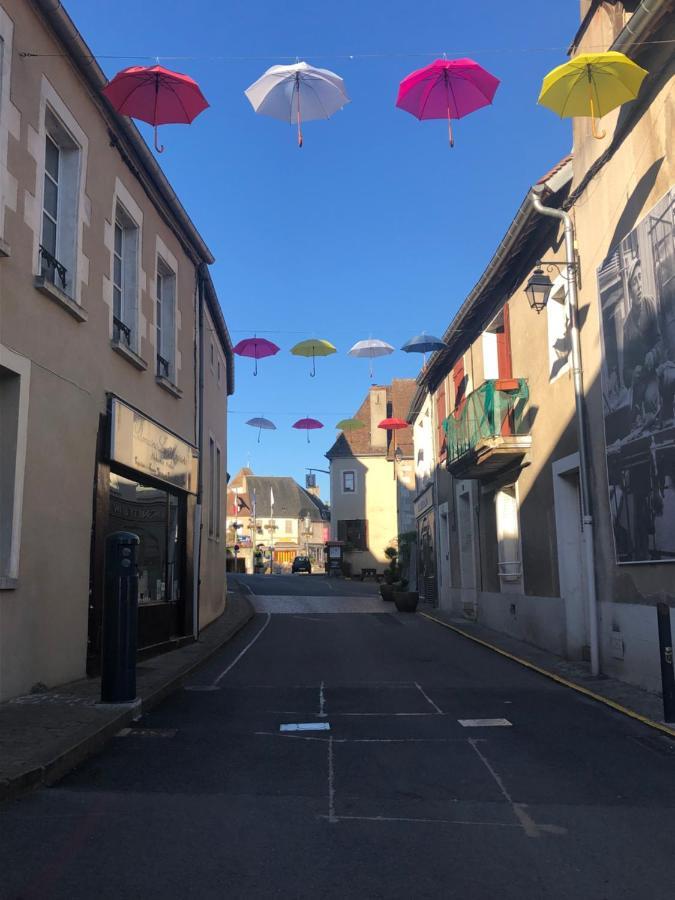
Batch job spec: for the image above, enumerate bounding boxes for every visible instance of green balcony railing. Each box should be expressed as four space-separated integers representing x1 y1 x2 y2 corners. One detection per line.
442 378 529 467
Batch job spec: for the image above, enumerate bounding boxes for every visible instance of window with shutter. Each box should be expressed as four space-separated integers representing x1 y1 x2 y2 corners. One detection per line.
436 384 447 459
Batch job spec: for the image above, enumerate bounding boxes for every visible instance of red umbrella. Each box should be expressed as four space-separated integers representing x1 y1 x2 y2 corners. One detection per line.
233 337 280 376
102 64 209 153
396 58 500 147
377 417 409 430
292 417 324 443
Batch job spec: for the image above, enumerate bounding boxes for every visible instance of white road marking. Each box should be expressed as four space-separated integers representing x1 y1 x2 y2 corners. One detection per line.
468 738 565 838
322 814 521 829
255 732 482 744
184 685 221 692
414 682 444 715
280 722 331 732
458 718 512 727
211 613 272 686
327 735 337 823
318 680 327 717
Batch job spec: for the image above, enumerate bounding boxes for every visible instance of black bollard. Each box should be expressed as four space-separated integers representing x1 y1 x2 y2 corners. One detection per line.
656 602 675 724
101 531 140 704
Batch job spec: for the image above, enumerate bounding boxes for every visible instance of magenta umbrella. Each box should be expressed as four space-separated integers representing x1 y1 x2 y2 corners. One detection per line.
396 58 500 147
292 417 324 444
233 337 280 376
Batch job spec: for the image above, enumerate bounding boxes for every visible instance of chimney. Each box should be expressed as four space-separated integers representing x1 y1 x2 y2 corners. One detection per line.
370 386 388 450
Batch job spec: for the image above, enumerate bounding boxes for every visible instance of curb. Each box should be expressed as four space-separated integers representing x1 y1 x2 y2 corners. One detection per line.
420 611 675 740
1 593 255 805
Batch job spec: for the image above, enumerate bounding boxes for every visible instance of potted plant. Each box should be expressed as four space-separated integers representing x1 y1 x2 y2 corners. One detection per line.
393 533 418 612
253 546 265 574
380 546 400 602
393 578 419 612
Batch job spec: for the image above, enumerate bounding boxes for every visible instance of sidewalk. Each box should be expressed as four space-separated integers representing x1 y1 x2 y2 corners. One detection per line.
0 590 254 804
419 608 675 739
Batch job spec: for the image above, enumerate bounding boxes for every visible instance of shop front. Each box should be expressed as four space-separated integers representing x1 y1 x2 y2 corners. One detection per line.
88 397 197 672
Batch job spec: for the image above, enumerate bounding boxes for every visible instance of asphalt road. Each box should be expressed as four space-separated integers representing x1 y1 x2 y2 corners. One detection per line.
3 576 675 899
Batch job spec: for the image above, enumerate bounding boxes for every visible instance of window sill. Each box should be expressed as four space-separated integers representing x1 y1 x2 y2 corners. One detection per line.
156 375 182 398
0 576 18 590
34 276 87 322
111 339 148 371
0 237 10 258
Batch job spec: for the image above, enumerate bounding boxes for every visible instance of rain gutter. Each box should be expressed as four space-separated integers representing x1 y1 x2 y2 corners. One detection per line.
611 0 673 53
31 0 215 266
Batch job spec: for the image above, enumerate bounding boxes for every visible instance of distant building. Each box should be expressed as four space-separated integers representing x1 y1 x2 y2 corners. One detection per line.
226 469 329 573
326 380 416 576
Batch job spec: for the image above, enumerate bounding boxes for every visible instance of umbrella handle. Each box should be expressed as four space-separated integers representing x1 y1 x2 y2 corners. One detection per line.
154 125 165 154
310 348 316 377
296 73 303 148
588 83 606 140
447 112 454 148
257 426 262 444
254 355 258 377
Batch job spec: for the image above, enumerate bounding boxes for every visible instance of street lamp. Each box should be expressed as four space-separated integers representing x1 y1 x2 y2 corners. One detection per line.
524 260 577 313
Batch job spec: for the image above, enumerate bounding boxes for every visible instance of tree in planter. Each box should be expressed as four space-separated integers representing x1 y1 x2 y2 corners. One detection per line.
393 532 419 611
383 546 401 585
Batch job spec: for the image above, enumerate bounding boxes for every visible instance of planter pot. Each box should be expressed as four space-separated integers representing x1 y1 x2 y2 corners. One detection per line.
393 590 419 612
379 584 395 602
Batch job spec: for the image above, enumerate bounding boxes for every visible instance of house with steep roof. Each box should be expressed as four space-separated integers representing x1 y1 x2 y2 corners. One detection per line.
326 379 416 576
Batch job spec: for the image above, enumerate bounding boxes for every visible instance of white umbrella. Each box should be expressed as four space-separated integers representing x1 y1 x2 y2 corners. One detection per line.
244 61 350 147
348 338 395 379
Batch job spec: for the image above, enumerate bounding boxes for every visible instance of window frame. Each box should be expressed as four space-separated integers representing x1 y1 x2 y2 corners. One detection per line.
342 470 356 494
111 203 140 350
155 255 176 382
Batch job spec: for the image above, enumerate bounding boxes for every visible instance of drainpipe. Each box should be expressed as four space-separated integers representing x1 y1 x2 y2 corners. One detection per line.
530 189 600 676
193 264 206 639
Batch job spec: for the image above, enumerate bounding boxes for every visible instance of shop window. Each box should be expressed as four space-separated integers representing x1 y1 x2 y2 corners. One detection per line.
156 256 176 382
112 203 139 350
337 519 367 550
342 470 356 493
40 109 81 298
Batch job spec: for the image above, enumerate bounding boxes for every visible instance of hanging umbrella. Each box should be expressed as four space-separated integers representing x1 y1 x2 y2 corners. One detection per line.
102 64 209 153
538 51 648 140
378 417 409 431
245 61 350 148
336 418 365 431
290 338 336 377
396 58 500 147
348 338 395 379
292 417 324 443
246 416 277 444
233 337 280 376
401 332 449 368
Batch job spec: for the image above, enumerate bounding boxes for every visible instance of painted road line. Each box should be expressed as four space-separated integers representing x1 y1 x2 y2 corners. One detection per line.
414 681 444 715
420 611 675 740
458 718 512 727
211 612 272 686
280 722 331 732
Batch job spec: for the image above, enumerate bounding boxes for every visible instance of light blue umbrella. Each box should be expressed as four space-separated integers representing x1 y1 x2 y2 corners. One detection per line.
246 417 276 444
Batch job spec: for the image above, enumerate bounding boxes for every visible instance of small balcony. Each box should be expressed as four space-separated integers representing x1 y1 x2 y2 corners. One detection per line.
444 378 531 479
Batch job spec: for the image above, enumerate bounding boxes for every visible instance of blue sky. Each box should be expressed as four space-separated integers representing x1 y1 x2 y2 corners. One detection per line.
64 0 579 499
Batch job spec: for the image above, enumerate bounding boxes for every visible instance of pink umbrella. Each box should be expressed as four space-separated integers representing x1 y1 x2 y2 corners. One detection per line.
396 58 500 147
102 65 209 153
292 417 324 444
233 337 280 376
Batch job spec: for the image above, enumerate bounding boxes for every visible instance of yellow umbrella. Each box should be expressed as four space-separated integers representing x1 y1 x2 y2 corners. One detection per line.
538 51 648 139
290 338 337 377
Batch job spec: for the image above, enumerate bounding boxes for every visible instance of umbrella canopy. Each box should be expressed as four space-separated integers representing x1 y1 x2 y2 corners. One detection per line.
102 64 209 152
538 51 648 139
292 417 324 444
348 338 395 379
233 337 280 376
290 338 337 377
336 418 365 432
396 58 500 147
246 417 277 443
378 417 409 431
401 332 448 354
245 61 350 147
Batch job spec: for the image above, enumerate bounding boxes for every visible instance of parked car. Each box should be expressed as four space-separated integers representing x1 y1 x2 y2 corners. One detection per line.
291 555 312 574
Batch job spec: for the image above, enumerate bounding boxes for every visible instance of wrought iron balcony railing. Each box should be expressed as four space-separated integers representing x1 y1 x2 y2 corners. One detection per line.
113 315 131 346
156 353 170 379
39 244 67 291
443 378 529 469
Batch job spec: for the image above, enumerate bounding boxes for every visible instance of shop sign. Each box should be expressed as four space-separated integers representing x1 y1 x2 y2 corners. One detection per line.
414 483 434 518
110 398 198 494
